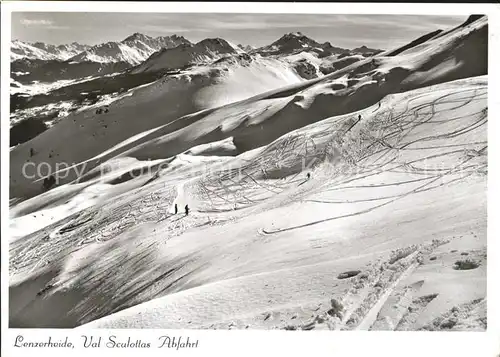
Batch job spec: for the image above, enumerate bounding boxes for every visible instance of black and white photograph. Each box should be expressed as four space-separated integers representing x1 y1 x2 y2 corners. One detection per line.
5 4 490 338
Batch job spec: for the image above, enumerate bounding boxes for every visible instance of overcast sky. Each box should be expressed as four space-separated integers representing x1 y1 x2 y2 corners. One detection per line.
12 13 466 50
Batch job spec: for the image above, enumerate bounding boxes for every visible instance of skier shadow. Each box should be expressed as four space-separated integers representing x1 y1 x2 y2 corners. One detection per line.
169 215 188 223
156 213 187 223
297 178 310 187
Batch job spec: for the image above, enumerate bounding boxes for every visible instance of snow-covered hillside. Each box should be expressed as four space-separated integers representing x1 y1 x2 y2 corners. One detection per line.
9 76 487 330
8 15 488 331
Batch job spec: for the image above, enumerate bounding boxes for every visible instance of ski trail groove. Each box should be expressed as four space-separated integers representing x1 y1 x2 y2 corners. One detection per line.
356 259 420 330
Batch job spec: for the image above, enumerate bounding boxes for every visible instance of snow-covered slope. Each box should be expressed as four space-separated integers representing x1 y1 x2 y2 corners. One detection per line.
69 34 191 65
192 54 306 107
8 15 488 331
9 76 487 330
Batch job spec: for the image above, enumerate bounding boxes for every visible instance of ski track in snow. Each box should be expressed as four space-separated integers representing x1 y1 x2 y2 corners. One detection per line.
356 259 419 330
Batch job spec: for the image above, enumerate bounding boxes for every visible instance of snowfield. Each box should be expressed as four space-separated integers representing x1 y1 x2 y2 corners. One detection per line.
8 15 487 331
193 57 305 108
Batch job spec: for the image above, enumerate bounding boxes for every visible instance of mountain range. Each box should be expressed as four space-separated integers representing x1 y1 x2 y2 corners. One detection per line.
12 31 381 65
10 31 383 87
11 40 91 61
69 33 191 64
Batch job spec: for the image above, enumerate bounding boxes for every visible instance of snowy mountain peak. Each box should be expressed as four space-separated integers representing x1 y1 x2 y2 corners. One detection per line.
256 32 326 56
196 38 243 54
154 35 191 49
281 32 304 38
351 45 383 55
70 41 142 64
69 33 192 65
198 38 230 47
238 44 255 52
122 32 152 43
278 32 313 42
133 36 240 73
166 34 186 41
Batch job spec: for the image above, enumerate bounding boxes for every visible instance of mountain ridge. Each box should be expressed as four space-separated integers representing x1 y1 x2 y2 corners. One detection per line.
69 34 192 65
11 31 383 64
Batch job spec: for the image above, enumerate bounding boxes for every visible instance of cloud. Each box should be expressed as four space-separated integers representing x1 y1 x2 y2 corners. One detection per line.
131 24 207 34
173 14 464 34
19 18 69 31
202 20 321 30
20 19 54 26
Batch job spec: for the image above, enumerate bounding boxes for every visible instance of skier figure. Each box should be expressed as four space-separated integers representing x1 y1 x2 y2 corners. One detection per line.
42 175 56 191
174 203 178 215
307 172 311 180
358 114 362 121
185 204 190 216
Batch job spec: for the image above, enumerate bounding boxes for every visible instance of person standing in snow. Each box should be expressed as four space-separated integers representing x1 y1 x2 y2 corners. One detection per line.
185 204 190 216
174 204 178 215
307 172 311 180
358 114 362 121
